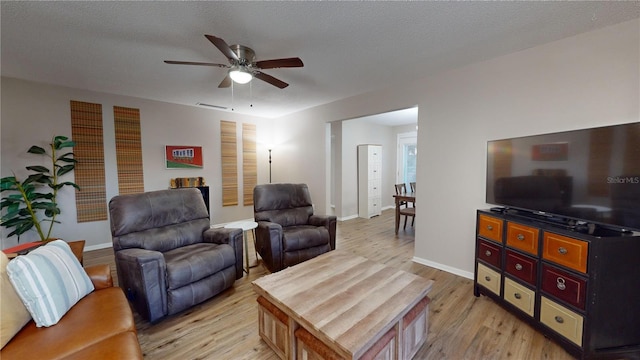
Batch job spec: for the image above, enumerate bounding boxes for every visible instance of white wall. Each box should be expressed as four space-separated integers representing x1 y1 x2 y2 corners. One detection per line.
340 119 396 218
1 78 273 249
272 19 639 278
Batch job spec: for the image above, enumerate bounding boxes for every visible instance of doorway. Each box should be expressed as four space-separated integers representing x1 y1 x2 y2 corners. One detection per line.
327 107 418 220
397 132 417 185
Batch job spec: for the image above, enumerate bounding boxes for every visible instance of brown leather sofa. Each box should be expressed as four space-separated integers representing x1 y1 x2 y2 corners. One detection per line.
0 264 143 360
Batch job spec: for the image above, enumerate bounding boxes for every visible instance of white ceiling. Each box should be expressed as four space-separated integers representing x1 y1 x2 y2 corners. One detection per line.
1 1 638 119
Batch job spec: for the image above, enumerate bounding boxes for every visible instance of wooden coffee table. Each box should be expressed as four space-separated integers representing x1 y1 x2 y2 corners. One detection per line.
252 250 434 360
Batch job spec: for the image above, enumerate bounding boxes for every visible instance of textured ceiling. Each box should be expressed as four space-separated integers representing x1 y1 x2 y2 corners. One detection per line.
1 1 638 119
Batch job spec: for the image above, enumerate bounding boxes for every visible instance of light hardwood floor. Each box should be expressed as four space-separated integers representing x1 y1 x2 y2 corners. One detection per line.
84 209 576 359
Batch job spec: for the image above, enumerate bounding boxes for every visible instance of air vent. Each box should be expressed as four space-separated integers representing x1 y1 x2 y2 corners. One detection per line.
196 102 227 109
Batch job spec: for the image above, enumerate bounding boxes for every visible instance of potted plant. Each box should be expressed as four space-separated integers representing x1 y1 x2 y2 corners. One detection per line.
0 135 80 242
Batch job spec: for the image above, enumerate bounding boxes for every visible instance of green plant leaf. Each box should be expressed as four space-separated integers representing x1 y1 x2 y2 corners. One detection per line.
22 186 37 198
1 176 18 188
0 200 21 211
1 182 19 191
1 208 22 222
57 154 77 164
55 181 80 191
56 141 76 149
24 174 51 187
7 194 25 201
7 202 20 213
44 207 61 217
27 146 46 155
17 208 32 217
31 201 57 210
2 216 31 228
57 165 75 177
32 192 54 200
1 196 22 205
26 165 50 173
7 221 34 237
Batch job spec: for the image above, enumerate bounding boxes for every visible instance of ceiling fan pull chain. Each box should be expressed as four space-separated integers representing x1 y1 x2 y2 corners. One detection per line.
231 81 234 111
250 81 253 108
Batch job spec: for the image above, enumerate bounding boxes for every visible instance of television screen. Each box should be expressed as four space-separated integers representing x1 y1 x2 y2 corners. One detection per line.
486 122 640 232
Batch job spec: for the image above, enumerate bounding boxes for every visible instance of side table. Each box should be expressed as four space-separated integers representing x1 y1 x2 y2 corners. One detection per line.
3 240 85 265
224 221 258 274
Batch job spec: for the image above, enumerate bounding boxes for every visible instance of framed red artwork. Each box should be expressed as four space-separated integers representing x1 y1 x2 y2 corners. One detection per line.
165 145 203 169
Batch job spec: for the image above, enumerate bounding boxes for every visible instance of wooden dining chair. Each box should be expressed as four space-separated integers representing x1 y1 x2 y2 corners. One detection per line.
395 183 415 229
410 182 416 193
395 183 407 206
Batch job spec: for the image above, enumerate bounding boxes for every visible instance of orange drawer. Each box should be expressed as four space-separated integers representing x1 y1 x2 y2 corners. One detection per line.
478 214 503 243
506 222 539 255
543 233 588 273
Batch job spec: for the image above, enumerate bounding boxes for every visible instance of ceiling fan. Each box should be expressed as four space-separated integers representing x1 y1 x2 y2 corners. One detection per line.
164 35 304 89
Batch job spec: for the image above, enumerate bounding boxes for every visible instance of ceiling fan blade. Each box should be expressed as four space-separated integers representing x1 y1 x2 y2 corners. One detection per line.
255 57 304 69
218 75 232 88
254 71 289 89
205 35 239 61
164 60 228 67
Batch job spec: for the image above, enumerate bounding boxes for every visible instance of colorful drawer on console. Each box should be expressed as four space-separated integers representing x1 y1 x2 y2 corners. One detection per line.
505 250 537 286
506 222 539 255
540 296 584 346
504 277 535 317
543 233 588 273
541 264 587 310
478 239 502 269
478 214 503 243
477 263 501 296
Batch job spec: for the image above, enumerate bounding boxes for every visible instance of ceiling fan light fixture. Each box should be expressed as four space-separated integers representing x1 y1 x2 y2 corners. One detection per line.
229 67 252 84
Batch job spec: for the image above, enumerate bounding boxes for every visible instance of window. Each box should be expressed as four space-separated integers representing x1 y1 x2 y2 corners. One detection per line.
397 132 417 184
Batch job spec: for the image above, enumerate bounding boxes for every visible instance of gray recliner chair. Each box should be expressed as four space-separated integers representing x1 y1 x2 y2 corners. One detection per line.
253 183 337 273
109 188 243 323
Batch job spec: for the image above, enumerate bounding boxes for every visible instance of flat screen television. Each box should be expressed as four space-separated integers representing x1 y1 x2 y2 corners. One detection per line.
486 122 640 233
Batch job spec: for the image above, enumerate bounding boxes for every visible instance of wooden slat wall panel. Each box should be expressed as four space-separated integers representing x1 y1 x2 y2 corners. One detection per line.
243 123 257 206
114 106 144 195
70 100 108 222
221 120 238 206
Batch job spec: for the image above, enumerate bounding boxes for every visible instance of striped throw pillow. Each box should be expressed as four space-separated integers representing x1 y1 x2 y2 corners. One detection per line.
6 240 94 327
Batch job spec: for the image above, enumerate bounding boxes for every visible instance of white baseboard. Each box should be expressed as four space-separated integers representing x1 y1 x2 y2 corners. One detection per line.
412 256 474 280
85 242 113 252
338 214 359 221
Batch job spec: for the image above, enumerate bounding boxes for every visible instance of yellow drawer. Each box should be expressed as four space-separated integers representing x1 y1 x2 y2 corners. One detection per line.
503 277 535 317
543 233 588 273
540 296 584 346
477 263 501 296
507 222 539 255
478 214 503 243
